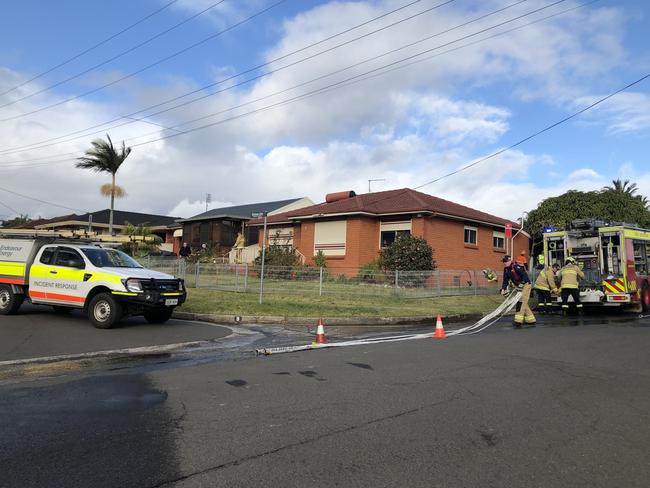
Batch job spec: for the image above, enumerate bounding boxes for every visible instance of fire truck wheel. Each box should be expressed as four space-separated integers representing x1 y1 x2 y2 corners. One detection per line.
144 307 174 324
89 293 123 329
642 284 650 313
0 285 23 315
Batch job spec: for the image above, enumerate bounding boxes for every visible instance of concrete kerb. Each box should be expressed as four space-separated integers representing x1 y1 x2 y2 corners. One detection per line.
172 311 484 335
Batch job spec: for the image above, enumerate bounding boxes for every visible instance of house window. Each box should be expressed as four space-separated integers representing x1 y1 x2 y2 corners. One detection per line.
493 231 505 249
379 220 412 249
314 220 346 256
381 230 410 248
464 226 477 246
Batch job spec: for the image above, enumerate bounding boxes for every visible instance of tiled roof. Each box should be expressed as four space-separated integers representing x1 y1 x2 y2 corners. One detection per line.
250 188 519 227
32 210 180 228
180 198 303 222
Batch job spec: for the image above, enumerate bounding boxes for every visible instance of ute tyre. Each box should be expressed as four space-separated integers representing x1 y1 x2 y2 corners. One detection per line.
52 305 74 314
642 284 650 313
89 293 122 329
144 307 174 324
0 285 23 315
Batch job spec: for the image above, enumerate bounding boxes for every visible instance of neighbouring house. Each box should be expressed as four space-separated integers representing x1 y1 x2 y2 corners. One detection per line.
16 209 182 254
248 188 530 272
178 197 314 259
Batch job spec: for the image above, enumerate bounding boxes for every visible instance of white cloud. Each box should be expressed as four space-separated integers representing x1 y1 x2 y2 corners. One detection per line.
0 0 641 226
567 168 601 180
575 91 650 135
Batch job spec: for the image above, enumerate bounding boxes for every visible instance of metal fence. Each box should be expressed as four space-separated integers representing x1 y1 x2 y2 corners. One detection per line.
143 257 503 300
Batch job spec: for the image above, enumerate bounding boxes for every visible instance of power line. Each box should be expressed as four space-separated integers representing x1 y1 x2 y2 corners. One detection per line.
5 0 526 157
0 0 180 98
414 73 650 189
0 0 434 154
0 185 86 213
0 0 226 109
0 0 287 123
0 0 599 167
0 199 20 215
125 0 572 148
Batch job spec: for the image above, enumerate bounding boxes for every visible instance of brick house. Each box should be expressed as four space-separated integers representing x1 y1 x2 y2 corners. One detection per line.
178 198 313 257
249 188 530 272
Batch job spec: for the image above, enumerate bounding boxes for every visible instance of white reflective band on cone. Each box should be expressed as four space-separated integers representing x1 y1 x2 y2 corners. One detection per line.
255 291 522 355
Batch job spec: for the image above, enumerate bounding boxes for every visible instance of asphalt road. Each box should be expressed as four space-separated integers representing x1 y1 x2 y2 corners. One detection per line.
0 303 232 362
2 314 650 487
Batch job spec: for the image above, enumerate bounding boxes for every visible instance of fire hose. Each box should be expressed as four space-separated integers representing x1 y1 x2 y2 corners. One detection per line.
255 291 522 355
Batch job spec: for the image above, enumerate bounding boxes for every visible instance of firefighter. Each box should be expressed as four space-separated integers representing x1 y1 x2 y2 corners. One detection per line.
501 254 536 328
559 256 584 315
534 254 560 313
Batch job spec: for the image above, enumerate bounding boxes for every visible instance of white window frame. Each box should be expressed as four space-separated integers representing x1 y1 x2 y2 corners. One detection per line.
464 226 478 246
493 231 505 249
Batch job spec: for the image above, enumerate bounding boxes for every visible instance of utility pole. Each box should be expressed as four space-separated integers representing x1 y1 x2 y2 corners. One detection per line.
368 178 386 193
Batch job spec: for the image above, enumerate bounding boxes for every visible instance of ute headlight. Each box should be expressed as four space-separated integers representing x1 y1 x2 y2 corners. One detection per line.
178 279 185 291
125 279 143 293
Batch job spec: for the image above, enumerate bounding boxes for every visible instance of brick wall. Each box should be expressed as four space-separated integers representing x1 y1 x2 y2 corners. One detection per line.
260 215 530 272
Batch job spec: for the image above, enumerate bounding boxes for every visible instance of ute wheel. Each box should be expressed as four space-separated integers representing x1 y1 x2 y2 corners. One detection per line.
642 284 650 313
88 293 122 329
0 285 23 315
52 305 74 314
144 307 174 324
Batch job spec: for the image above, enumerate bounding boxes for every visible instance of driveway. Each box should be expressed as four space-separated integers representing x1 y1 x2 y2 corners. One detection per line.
0 303 232 362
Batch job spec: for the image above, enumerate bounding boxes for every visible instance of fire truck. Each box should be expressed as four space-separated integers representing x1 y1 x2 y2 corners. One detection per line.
542 220 650 312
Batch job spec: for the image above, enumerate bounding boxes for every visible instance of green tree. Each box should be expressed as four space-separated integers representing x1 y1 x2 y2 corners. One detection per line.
0 214 31 228
120 222 161 257
524 187 650 244
76 134 132 235
380 234 436 271
313 250 327 269
602 179 639 195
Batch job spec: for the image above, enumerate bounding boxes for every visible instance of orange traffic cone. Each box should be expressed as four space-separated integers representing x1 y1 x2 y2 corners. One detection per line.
315 318 328 344
433 314 447 339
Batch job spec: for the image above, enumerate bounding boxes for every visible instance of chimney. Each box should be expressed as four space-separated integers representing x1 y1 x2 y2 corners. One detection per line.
325 191 357 203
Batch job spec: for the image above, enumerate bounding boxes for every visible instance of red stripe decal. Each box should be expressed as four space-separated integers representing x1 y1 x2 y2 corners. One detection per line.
0 278 25 285
29 291 85 303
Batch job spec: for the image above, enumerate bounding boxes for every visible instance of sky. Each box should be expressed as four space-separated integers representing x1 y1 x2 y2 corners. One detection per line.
0 0 648 223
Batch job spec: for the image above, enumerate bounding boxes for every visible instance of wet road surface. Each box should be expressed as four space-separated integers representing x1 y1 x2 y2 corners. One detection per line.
2 313 650 487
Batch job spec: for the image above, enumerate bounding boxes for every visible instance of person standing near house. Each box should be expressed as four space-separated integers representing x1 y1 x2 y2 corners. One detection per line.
516 251 528 269
559 256 584 315
179 242 191 258
501 255 536 328
534 254 560 313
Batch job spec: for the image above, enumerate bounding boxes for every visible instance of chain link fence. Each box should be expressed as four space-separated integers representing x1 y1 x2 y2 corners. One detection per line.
143 257 504 300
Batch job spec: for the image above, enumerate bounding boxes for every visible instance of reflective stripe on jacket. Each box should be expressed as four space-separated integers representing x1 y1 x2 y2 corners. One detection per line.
560 264 584 289
534 266 556 291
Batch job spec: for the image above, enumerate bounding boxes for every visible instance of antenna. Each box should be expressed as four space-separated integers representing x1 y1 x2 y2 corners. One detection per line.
205 193 212 212
368 178 386 193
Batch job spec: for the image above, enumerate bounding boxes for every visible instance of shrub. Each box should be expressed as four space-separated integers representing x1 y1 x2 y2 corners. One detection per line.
254 245 300 279
380 234 436 271
357 258 385 284
313 250 327 269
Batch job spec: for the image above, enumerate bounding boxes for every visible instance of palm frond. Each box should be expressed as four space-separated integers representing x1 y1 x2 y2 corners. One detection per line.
100 183 127 198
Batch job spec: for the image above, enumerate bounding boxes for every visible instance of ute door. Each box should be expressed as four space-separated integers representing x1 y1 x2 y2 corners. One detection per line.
29 246 88 307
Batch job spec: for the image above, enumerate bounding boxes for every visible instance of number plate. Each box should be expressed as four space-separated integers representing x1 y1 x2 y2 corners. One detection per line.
165 299 179 306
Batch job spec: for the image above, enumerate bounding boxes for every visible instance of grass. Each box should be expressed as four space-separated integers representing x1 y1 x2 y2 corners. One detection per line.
178 288 505 318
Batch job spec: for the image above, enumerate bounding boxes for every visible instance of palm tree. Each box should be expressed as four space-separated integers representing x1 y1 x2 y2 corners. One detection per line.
602 179 639 196
76 134 132 234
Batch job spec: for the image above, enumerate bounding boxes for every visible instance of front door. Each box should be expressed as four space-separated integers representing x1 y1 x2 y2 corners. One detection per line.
29 246 88 307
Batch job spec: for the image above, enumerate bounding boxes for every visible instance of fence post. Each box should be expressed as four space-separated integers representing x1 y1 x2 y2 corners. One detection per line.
473 270 478 295
244 264 248 292
436 270 441 296
235 264 239 292
394 270 399 295
195 262 200 288
319 267 323 297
